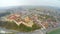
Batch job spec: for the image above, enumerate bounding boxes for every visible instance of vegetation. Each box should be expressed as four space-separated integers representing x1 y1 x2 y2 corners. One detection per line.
1 21 41 32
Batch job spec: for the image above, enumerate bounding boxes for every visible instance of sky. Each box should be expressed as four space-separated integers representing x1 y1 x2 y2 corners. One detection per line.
0 0 60 7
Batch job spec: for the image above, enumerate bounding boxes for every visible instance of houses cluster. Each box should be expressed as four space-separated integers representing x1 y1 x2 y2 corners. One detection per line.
5 14 34 27
2 13 58 30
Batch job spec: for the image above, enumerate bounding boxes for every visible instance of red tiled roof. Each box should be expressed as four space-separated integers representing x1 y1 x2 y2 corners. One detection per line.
7 14 20 20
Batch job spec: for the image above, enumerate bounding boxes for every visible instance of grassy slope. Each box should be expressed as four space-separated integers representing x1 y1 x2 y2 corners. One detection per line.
2 21 41 32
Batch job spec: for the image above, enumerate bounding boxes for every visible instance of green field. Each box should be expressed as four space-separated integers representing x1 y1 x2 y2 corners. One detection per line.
0 21 41 32
47 28 60 34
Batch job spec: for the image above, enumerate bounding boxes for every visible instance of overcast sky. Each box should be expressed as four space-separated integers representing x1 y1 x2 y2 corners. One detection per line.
0 0 60 7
